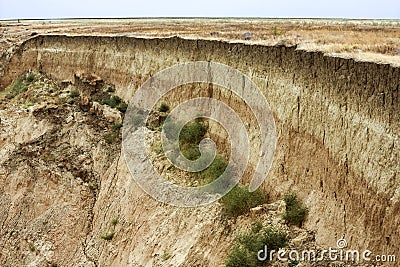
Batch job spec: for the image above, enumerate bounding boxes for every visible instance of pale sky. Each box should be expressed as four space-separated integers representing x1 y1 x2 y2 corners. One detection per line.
0 0 399 19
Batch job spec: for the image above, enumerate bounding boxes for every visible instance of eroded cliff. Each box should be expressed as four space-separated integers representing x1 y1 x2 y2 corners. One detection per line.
0 35 399 266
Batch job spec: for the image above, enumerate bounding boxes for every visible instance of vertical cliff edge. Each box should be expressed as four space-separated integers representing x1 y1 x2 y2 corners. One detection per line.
0 35 399 266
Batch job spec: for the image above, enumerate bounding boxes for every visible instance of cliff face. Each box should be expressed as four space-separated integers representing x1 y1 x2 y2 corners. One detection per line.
0 35 399 266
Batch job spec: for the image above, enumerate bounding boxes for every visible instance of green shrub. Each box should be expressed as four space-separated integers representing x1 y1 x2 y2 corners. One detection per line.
221 185 266 217
112 122 123 131
225 224 288 267
181 145 201 160
102 95 128 113
111 218 118 226
29 244 36 252
179 121 207 145
159 102 170 112
163 120 207 145
197 155 227 183
105 85 115 93
69 89 80 98
101 95 122 108
7 76 28 99
23 102 34 109
162 251 172 261
26 73 35 83
282 192 308 227
101 231 115 240
117 102 128 113
271 26 284 36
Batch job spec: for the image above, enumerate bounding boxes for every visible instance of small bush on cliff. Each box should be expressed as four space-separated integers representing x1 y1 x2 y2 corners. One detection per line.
111 218 119 226
158 102 170 112
29 244 36 252
179 120 208 145
26 73 35 83
101 95 128 113
197 155 227 183
283 192 308 227
69 89 80 98
6 73 34 99
100 231 115 240
225 223 288 267
181 145 201 160
112 122 123 131
221 185 266 217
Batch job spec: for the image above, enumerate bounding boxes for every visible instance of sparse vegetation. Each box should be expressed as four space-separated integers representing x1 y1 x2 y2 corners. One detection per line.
29 244 36 252
112 122 123 131
159 102 170 112
197 155 227 182
282 192 308 227
101 231 115 240
181 145 201 160
111 218 119 226
179 120 208 145
88 181 99 191
69 89 80 98
117 102 128 113
101 95 128 113
5 73 35 99
225 223 288 267
162 251 172 261
221 185 266 217
105 85 115 93
26 73 35 83
23 102 34 109
104 122 123 144
271 26 284 36
163 119 209 162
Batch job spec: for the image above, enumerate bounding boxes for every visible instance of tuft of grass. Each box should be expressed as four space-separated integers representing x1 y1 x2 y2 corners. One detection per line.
101 231 115 241
158 102 170 113
162 251 172 261
101 95 128 113
105 85 115 93
197 155 227 183
179 120 207 145
29 244 36 252
225 224 288 267
23 102 34 109
282 192 308 227
117 102 128 113
181 145 201 161
221 185 266 217
69 89 80 98
6 75 29 99
111 218 118 226
271 26 284 36
101 95 121 108
112 122 123 131
26 73 35 83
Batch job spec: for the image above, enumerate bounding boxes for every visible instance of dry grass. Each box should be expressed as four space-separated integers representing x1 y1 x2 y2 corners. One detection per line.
0 18 399 65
